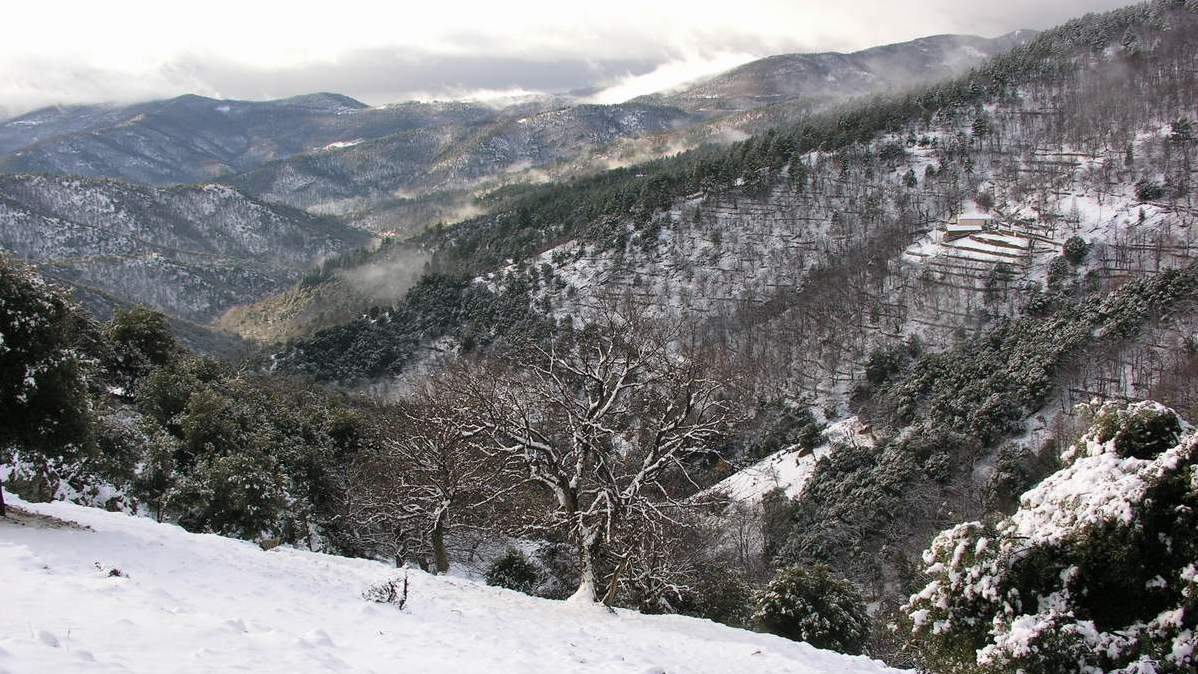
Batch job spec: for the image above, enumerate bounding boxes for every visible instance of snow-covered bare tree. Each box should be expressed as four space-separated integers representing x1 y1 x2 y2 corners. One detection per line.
453 307 737 604
336 391 506 572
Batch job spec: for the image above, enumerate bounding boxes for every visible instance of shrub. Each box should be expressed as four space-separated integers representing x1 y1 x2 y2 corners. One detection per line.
739 403 817 462
864 344 911 387
904 401 1198 674
486 549 542 595
753 565 871 655
677 562 754 628
1136 179 1166 202
166 451 287 540
1046 256 1073 292
795 423 824 454
1062 236 1089 265
105 306 179 387
363 575 408 609
0 258 95 467
1087 399 1183 460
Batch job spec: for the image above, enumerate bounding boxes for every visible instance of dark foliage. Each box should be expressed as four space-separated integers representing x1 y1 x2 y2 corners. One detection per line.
486 549 543 595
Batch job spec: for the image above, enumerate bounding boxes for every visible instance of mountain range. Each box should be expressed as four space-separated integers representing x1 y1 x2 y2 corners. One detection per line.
5 3 1198 671
0 29 1037 341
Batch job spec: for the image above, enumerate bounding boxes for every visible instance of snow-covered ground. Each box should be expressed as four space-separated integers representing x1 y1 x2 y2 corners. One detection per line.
0 492 904 674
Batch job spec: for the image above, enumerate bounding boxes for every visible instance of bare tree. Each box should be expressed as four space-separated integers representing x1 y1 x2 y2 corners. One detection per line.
454 307 737 604
337 392 506 573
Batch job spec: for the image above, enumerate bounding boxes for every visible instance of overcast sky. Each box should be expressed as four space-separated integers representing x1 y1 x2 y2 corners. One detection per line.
1 0 1133 117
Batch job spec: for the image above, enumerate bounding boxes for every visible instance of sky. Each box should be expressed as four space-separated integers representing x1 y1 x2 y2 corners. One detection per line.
0 0 1133 117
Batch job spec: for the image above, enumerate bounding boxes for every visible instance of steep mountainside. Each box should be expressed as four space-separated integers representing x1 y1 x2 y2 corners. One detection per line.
224 103 694 231
0 174 367 323
274 0 1198 610
639 33 1034 116
0 95 499 185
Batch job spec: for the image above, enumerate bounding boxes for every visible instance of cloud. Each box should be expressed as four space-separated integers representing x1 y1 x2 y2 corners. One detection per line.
0 0 1135 118
588 52 760 105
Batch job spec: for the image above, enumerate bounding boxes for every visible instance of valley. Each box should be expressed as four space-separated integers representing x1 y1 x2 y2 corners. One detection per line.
2 2 1197 673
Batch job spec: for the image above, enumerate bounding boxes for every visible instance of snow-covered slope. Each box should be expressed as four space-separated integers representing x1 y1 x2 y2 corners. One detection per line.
640 33 1032 116
0 493 904 674
711 418 875 503
0 174 368 323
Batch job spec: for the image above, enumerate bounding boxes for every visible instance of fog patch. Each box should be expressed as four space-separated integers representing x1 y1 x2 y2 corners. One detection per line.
337 246 431 305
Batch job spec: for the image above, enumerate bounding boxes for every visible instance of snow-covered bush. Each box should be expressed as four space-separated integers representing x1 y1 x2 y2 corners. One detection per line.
362 575 408 609
752 565 871 655
166 451 288 541
1062 236 1089 265
486 549 542 595
904 401 1198 674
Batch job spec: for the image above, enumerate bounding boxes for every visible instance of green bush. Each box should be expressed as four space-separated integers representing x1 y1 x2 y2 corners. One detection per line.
105 306 180 388
677 562 754 628
1136 178 1166 202
1062 236 1089 265
753 565 871 655
486 549 542 595
0 258 96 501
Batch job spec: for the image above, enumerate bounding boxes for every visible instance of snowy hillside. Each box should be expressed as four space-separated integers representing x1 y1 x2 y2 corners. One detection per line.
710 418 873 503
0 492 903 674
0 174 368 323
641 33 1032 116
0 95 499 186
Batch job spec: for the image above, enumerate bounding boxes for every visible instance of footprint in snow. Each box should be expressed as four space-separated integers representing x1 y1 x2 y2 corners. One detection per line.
36 630 59 648
223 619 248 633
299 629 335 647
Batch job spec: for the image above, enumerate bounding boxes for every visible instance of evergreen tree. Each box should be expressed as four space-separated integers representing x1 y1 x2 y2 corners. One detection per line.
904 401 1197 674
753 565 871 655
0 258 94 515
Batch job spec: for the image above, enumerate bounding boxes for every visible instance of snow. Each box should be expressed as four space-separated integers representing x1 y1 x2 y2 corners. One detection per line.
322 139 363 151
0 492 906 674
709 418 873 502
713 447 828 502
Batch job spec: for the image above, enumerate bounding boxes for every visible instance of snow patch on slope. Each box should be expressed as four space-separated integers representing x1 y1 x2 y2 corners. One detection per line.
711 417 875 503
0 492 905 674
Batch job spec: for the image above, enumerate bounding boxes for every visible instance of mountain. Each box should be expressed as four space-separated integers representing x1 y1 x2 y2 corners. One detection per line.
274 0 1198 620
0 33 1033 232
0 174 368 324
640 32 1036 116
225 102 694 232
230 34 1036 229
0 95 500 186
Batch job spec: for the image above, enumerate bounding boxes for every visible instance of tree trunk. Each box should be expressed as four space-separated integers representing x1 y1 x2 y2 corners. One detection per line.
568 533 600 604
602 555 632 607
431 510 450 574
0 477 6 517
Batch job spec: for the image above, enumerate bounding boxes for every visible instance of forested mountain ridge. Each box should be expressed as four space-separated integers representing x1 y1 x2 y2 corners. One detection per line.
0 94 500 186
0 174 368 325
279 0 1198 391
272 3 1198 653
637 32 1035 116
